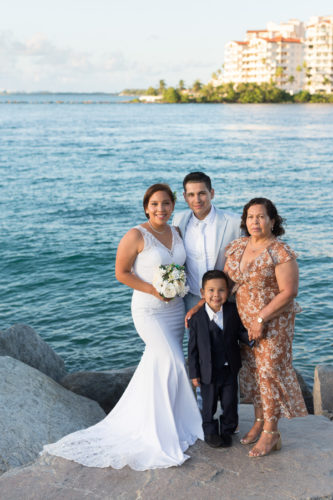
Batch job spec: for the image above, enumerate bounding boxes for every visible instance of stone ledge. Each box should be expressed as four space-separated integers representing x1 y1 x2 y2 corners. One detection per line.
0 405 332 500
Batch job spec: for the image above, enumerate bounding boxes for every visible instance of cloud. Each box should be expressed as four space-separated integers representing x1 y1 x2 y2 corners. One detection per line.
0 30 139 91
0 30 218 91
145 34 161 41
103 52 133 72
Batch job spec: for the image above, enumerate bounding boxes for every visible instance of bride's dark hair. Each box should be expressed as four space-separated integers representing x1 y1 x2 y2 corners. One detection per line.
143 183 176 219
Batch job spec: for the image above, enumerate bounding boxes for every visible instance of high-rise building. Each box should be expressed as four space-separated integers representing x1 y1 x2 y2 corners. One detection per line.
305 16 333 93
218 19 305 93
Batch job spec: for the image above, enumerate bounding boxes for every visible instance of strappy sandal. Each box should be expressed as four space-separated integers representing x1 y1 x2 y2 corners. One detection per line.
248 429 282 457
240 418 264 445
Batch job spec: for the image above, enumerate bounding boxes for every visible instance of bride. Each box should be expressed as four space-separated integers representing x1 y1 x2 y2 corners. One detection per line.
42 183 203 470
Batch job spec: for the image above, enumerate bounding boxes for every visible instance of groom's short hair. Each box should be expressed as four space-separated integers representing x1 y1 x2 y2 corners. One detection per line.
183 172 212 191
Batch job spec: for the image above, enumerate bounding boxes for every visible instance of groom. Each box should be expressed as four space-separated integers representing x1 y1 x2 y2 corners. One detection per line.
173 172 241 315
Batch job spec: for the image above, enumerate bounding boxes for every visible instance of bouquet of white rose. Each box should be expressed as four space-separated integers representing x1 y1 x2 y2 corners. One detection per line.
152 263 189 299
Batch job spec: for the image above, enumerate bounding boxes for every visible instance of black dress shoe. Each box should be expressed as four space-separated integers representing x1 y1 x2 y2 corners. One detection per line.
204 434 223 448
220 432 232 447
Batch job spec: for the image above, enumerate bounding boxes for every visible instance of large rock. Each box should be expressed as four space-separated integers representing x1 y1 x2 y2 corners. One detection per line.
313 364 333 418
0 405 332 500
61 366 136 413
295 369 314 414
0 356 105 474
0 324 66 381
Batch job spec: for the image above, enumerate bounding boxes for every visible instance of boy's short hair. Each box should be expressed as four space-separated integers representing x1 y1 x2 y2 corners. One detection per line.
202 270 229 289
183 172 212 191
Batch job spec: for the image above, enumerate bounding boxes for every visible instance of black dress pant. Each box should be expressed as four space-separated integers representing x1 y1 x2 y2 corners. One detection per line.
200 366 238 436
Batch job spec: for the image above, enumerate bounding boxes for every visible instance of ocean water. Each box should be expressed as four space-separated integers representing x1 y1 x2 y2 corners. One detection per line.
1 94 332 386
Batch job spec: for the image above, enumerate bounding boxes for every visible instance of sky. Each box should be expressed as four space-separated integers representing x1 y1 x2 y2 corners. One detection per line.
1 0 332 93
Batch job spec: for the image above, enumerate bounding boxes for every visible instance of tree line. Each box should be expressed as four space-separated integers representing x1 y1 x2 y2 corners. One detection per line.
124 79 333 104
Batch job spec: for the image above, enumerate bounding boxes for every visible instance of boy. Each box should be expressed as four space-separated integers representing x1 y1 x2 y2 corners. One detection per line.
188 270 253 448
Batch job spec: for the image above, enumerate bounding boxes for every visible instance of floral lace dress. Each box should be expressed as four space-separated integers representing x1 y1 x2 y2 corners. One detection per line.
224 237 307 422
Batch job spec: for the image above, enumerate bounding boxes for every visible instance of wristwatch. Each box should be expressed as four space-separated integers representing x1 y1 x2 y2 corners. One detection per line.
257 316 264 324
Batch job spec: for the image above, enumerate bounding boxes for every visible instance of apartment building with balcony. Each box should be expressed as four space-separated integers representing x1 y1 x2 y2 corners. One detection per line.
218 19 305 93
305 16 333 93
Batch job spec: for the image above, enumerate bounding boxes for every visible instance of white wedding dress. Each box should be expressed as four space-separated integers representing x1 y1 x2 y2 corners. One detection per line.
42 225 203 470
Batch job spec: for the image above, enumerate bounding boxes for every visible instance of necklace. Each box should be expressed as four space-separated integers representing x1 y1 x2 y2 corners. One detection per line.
148 220 168 234
248 237 274 253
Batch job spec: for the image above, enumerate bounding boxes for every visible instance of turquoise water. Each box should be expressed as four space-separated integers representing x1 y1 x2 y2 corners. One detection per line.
1 94 332 386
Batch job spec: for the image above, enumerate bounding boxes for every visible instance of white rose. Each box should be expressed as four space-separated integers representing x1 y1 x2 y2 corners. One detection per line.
162 282 177 298
170 270 181 281
152 267 165 290
179 285 189 298
173 280 184 295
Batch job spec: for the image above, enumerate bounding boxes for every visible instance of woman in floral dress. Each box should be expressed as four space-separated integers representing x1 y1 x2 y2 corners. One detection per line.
224 197 307 458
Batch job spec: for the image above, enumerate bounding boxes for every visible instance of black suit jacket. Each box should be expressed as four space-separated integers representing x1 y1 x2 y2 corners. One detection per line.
188 301 251 384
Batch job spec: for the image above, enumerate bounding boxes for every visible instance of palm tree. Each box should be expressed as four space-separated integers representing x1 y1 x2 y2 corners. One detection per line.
275 66 284 78
178 80 185 91
192 80 202 93
275 66 284 87
287 75 295 93
158 80 166 94
323 76 331 86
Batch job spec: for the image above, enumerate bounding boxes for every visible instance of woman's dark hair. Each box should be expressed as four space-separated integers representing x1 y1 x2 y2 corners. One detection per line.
240 198 285 237
143 183 176 219
183 171 212 191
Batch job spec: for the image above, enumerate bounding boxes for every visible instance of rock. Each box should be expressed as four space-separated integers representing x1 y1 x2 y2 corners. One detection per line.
322 410 333 421
61 366 136 413
0 356 105 473
0 405 332 500
295 368 314 414
313 364 333 416
0 324 66 382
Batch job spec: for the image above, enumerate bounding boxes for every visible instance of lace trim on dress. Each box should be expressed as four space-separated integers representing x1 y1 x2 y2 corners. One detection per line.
136 225 181 256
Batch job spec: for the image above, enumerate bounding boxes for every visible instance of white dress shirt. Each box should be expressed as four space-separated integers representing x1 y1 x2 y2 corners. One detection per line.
184 206 217 296
205 303 224 330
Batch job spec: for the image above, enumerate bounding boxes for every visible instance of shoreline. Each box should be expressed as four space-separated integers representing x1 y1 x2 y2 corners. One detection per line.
1 99 333 105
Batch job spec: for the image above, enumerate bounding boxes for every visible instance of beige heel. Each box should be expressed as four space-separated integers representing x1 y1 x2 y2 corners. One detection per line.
240 418 264 445
248 429 282 457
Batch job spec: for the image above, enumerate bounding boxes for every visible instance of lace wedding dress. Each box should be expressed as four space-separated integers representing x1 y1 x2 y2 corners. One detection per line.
42 225 203 470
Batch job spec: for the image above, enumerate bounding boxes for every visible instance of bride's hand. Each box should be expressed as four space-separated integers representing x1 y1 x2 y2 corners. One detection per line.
151 286 173 303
